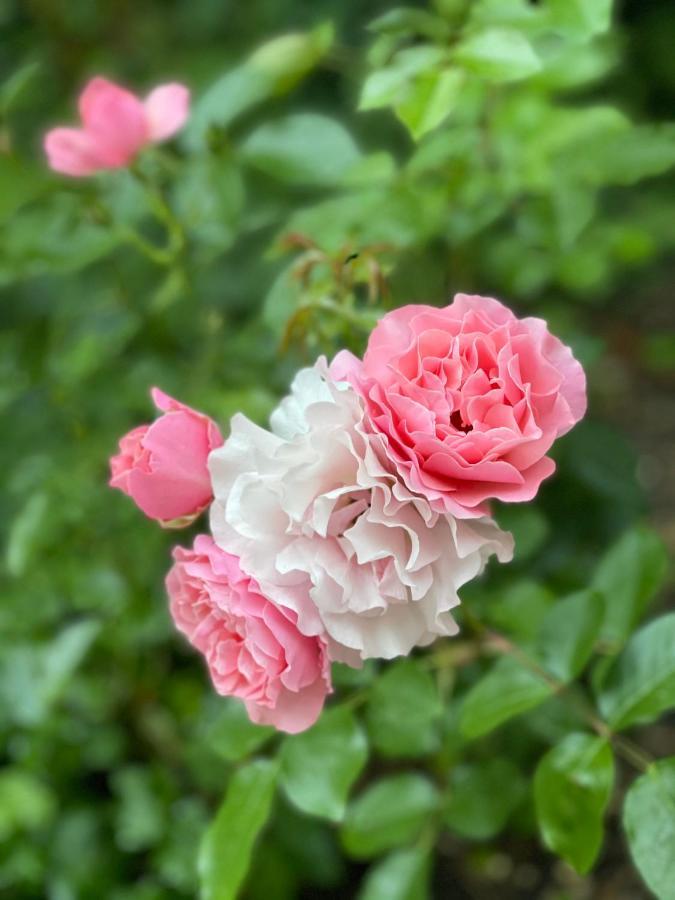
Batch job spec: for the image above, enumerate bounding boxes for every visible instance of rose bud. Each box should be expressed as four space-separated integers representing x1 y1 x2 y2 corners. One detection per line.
110 388 222 526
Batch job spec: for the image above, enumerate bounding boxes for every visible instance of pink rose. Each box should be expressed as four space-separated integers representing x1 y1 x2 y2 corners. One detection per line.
332 294 586 518
110 388 223 525
167 536 332 733
44 77 190 177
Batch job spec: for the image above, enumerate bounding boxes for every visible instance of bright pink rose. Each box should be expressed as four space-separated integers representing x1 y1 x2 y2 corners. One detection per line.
167 536 332 733
332 294 586 518
44 77 190 177
109 388 223 525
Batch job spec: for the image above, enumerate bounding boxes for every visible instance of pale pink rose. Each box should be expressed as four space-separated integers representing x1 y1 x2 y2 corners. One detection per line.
332 294 586 518
44 77 190 177
109 388 222 525
167 535 331 733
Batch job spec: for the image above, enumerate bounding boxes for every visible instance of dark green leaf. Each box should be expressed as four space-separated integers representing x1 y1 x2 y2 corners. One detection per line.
534 733 614 873
342 774 438 859
593 526 668 648
444 759 525 840
537 590 604 681
597 613 675 730
198 759 278 900
366 659 442 758
624 758 675 900
280 707 368 821
460 656 553 739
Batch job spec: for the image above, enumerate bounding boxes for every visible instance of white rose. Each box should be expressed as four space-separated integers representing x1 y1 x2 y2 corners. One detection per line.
209 361 513 661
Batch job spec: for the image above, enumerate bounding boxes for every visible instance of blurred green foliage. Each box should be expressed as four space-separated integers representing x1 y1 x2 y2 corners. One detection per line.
1 0 674 897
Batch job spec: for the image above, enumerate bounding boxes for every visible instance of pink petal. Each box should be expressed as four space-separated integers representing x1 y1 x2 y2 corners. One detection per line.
143 83 190 142
43 127 108 177
78 77 148 165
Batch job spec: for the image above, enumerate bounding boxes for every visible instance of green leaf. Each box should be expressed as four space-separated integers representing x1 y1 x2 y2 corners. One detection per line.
537 590 604 682
494 504 550 562
577 125 675 187
534 733 614 873
548 0 614 40
0 769 56 841
187 23 334 146
0 156 50 224
593 526 668 648
455 27 541 82
280 707 368 822
199 759 278 900
444 759 525 840
241 113 361 187
396 69 464 140
624 758 675 900
365 658 442 758
367 7 451 41
173 155 244 257
202 697 274 763
596 612 675 730
342 774 438 859
460 656 553 739
358 847 431 900
358 46 445 112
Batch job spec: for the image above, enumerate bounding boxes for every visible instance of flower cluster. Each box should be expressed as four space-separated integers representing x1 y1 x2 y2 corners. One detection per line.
110 294 586 732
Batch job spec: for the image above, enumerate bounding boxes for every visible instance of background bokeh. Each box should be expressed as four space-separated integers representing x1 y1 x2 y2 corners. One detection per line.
1 1 674 897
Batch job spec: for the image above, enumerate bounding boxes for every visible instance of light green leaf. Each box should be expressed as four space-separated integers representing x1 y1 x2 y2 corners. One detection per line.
455 27 541 82
597 612 675 730
358 847 430 900
593 526 668 647
199 759 278 900
578 125 675 187
0 769 56 841
241 113 361 187
396 68 464 140
342 774 438 859
187 23 334 146
535 733 614 873
460 656 553 739
537 590 604 682
358 46 445 112
280 707 368 822
624 758 675 900
366 658 442 758
444 759 525 840
548 0 614 39
6 492 49 577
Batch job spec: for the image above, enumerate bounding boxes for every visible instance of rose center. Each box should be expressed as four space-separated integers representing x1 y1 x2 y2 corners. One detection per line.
450 410 473 434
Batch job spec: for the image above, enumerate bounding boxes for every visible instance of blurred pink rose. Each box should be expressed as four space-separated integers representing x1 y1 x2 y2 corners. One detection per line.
167 535 332 733
332 294 586 518
109 388 222 525
44 77 189 177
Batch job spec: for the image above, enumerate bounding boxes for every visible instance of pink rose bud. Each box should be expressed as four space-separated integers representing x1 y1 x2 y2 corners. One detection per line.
110 388 222 526
167 536 332 733
44 76 190 177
